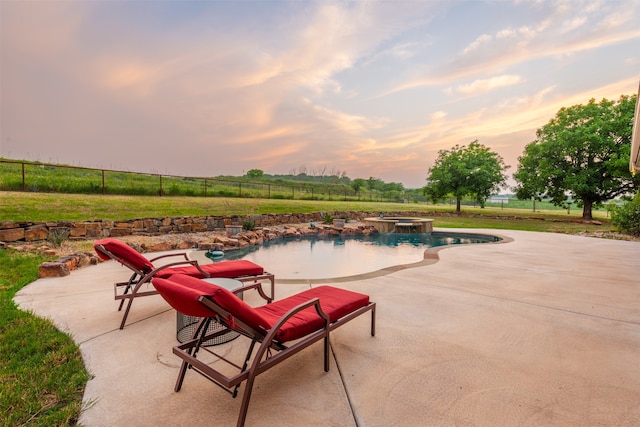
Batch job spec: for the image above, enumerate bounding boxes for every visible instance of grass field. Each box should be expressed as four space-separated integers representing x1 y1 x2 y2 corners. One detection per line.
1 191 612 234
0 250 90 426
0 159 405 202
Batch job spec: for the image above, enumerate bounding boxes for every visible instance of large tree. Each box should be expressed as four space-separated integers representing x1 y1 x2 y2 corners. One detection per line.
513 94 639 220
351 178 366 193
424 140 509 212
245 169 264 179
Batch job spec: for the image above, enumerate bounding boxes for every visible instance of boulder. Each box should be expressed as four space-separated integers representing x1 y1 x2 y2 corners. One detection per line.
109 228 131 237
148 242 173 252
0 227 25 242
25 225 49 241
39 261 70 278
177 241 196 249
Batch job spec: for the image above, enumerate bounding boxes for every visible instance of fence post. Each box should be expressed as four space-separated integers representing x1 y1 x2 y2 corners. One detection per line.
22 162 26 191
159 175 163 196
102 170 105 194
239 182 242 197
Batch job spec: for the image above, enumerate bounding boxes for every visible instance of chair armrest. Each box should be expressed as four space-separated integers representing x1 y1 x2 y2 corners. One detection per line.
148 252 190 262
231 282 272 303
140 260 211 283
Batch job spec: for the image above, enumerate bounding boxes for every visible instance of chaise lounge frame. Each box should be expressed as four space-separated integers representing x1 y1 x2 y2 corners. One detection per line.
152 275 376 427
94 238 275 329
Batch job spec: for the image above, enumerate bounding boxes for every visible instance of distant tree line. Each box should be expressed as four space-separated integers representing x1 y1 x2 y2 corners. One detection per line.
238 167 412 202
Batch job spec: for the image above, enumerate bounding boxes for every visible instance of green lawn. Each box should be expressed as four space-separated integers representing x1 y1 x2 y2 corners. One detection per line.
0 250 90 426
2 191 611 231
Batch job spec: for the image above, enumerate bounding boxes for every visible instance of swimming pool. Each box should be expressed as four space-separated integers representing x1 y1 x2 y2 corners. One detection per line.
193 231 500 281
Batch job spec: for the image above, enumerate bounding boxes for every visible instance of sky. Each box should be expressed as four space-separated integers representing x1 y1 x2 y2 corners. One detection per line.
1 0 639 189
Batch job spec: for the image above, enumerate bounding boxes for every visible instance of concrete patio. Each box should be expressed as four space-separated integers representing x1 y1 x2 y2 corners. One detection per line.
14 229 640 426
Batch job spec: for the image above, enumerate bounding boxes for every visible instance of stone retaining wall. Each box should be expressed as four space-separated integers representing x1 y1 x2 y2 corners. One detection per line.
0 213 331 243
0 211 440 243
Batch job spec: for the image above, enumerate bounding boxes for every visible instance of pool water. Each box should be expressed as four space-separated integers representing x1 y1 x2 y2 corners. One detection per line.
195 232 499 280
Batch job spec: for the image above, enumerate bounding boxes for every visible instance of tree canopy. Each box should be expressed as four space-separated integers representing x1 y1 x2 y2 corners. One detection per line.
245 169 264 179
424 140 509 212
351 178 366 193
513 94 639 220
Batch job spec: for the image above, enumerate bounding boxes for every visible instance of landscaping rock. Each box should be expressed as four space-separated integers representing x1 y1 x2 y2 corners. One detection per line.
39 261 70 277
25 225 49 241
0 227 25 242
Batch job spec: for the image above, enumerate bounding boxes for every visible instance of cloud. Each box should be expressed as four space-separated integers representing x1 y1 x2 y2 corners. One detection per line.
1 0 637 189
1 1 87 58
350 75 638 183
431 111 448 121
597 10 633 30
384 1 640 96
311 103 387 134
462 34 493 55
624 56 640 65
560 17 587 34
447 75 524 96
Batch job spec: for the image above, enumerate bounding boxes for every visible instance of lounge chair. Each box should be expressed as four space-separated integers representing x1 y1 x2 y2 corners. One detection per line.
151 274 376 427
93 238 275 329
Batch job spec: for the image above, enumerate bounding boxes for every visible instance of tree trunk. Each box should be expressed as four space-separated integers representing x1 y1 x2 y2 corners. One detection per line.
456 198 461 213
582 199 593 220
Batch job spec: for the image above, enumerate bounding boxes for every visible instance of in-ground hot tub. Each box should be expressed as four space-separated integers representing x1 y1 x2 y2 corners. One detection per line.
363 217 434 233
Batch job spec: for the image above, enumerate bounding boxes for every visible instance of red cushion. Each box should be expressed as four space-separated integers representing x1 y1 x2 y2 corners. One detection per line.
153 276 370 344
157 274 271 332
256 286 370 342
152 277 215 318
158 259 264 279
94 238 154 274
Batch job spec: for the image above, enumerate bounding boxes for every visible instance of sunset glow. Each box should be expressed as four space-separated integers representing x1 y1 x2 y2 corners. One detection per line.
1 1 638 188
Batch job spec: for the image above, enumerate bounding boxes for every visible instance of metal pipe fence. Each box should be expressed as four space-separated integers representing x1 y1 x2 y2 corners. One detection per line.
0 159 396 202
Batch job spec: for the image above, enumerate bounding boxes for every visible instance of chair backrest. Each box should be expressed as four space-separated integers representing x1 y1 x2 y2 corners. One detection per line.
152 274 271 333
94 238 155 275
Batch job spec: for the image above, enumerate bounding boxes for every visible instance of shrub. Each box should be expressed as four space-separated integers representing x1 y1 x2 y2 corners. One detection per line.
322 213 334 224
47 227 70 246
242 218 256 231
610 194 640 236
167 184 181 195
